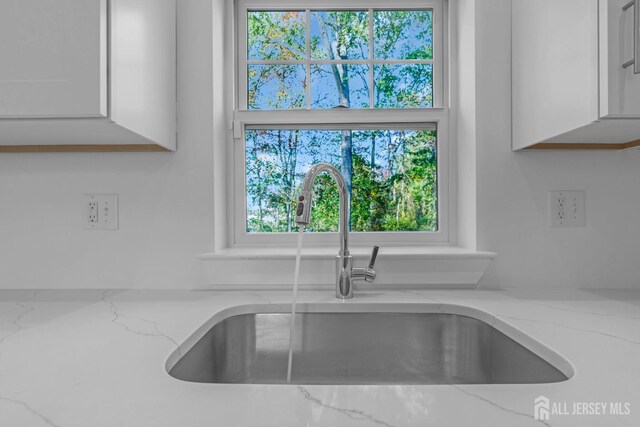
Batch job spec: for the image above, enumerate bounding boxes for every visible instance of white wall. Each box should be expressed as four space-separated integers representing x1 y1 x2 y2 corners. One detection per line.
455 0 477 251
1 0 640 290
474 0 640 289
0 0 215 289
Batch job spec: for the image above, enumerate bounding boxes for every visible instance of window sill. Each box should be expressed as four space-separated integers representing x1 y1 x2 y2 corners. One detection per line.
198 246 496 290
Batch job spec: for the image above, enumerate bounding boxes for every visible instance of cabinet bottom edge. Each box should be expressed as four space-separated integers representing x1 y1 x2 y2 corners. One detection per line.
0 144 172 153
520 139 640 150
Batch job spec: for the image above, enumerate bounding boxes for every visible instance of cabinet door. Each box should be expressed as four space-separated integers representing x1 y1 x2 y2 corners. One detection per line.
512 0 600 150
600 0 640 117
0 0 107 118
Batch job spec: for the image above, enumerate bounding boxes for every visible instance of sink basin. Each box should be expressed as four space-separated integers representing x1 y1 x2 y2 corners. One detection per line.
167 304 572 385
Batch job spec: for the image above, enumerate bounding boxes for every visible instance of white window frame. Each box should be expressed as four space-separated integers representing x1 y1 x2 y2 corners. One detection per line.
228 0 451 248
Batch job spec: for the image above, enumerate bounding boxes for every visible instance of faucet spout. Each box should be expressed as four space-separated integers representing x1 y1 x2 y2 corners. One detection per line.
294 163 378 299
294 163 349 256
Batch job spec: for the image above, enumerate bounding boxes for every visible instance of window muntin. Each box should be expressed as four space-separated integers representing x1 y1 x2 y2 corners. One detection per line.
245 127 438 233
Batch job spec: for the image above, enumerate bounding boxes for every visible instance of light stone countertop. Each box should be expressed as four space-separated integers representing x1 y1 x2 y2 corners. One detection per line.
0 288 638 426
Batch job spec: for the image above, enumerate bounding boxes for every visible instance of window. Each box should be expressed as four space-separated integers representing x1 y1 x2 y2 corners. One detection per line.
231 0 449 247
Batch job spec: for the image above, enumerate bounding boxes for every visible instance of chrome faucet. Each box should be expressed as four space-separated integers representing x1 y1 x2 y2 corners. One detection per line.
294 163 379 299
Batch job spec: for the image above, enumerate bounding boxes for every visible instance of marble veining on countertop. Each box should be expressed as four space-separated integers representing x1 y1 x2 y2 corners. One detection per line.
0 288 639 426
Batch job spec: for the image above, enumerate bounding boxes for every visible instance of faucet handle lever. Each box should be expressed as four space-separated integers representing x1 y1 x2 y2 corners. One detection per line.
368 245 379 269
361 245 379 283
351 246 379 284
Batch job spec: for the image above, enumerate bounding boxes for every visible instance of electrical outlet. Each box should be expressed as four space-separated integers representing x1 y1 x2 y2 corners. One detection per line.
84 194 118 230
88 201 98 223
550 191 585 227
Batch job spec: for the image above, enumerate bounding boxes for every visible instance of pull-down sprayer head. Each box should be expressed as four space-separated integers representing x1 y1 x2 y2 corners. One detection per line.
294 190 313 226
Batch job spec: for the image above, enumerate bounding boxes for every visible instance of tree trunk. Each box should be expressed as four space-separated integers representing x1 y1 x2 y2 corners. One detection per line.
318 13 353 200
371 132 376 167
341 131 352 197
288 130 299 231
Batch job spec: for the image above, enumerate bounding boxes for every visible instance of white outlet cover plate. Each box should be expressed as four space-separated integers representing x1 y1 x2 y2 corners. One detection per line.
549 190 585 227
84 194 118 230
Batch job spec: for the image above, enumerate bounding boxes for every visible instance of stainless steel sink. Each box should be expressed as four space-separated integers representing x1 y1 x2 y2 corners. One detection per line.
168 306 571 385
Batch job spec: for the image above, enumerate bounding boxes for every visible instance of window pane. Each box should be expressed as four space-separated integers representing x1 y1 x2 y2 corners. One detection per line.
374 10 433 60
310 11 369 60
311 64 370 109
246 129 438 233
248 11 306 60
245 9 436 110
374 64 433 108
248 65 306 110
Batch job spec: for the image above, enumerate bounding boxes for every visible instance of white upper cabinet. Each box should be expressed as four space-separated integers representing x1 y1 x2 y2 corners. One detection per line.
513 0 640 150
600 0 640 117
0 0 176 152
0 0 107 118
